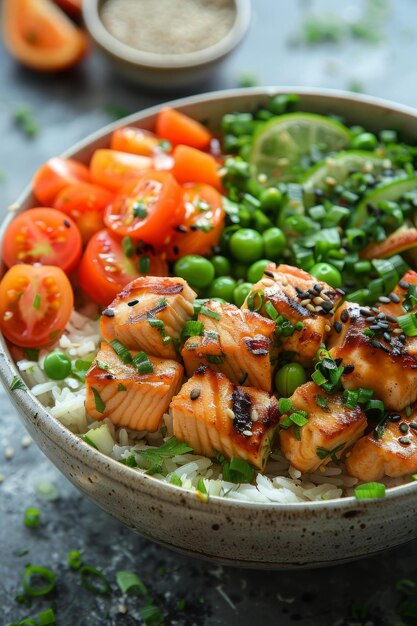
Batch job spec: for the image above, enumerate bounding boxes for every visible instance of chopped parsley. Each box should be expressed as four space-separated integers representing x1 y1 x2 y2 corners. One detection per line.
312 347 344 393
139 256 151 274
139 437 193 475
132 202 147 219
91 388 106 413
96 360 109 371
10 375 26 391
316 442 345 463
403 284 417 312
14 106 39 138
316 394 329 410
117 383 127 392
200 306 221 320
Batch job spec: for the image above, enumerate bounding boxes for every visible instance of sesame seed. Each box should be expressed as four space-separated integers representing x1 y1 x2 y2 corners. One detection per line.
251 409 259 422
378 296 391 304
118 604 128 615
334 321 343 333
324 324 331 333
127 299 139 307
190 388 201 401
370 325 382 331
103 308 115 317
360 308 372 316
313 296 325 305
301 299 311 306
344 364 355 374
63 219 71 228
393 328 403 334
400 422 409 434
399 281 410 290
313 284 322 293
366 317 376 323
306 304 316 313
385 315 397 323
383 332 391 343
371 340 383 349
320 292 330 302
321 301 334 313
242 430 253 437
4 447 14 460
341 309 349 323
226 408 235 420
390 293 400 303
410 422 417 430
325 176 337 186
389 414 401 422
264 270 275 278
21 436 31 448
399 436 411 445
175 225 187 233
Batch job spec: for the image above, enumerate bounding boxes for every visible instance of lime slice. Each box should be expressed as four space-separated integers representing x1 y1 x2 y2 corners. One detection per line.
301 151 387 207
250 113 351 186
352 176 417 227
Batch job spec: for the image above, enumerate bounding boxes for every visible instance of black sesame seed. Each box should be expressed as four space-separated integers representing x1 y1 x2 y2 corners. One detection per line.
385 315 397 324
321 301 334 313
190 388 201 401
341 309 349 323
400 422 409 434
399 281 410 289
398 334 406 344
377 313 386 320
366 316 376 323
127 299 139 307
334 321 343 333
370 325 381 331
378 322 389 329
175 225 187 233
410 422 417 430
399 436 411 445
103 308 115 317
314 284 322 293
390 414 401 422
173 245 179 255
383 332 391 343
239 372 248 385
390 293 400 303
105 373 115 380
336 288 346 296
378 296 391 304
334 357 343 366
190 224 198 231
295 286 304 295
371 340 382 349
360 308 372 316
63 219 71 228
344 364 355 374
264 270 275 278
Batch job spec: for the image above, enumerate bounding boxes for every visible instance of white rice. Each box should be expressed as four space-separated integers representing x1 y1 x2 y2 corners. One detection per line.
17 310 402 504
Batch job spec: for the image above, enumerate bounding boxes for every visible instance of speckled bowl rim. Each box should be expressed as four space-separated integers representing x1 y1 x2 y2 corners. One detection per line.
82 0 251 70
2 86 417 516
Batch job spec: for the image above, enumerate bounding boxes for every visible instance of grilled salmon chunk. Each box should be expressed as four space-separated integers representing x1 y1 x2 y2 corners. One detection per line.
346 410 417 481
278 382 367 473
181 300 276 391
329 300 417 411
170 366 279 470
100 276 197 360
242 263 342 365
86 342 183 432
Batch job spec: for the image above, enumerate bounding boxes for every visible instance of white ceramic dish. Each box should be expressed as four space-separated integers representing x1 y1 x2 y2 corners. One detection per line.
2 88 417 569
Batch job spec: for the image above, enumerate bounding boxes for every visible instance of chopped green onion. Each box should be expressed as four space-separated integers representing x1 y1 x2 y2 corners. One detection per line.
200 306 221 320
14 106 39 138
96 360 109 371
147 315 164 330
91 387 106 413
205 354 225 364
247 290 264 312
197 478 207 494
119 454 138 467
10 375 26 391
139 603 165 626
265 300 279 321
397 312 417 336
222 457 255 484
37 608 56 625
132 351 154 374
110 339 132 363
316 394 329 410
412 474 417 481
406 405 412 418
316 442 345 462
118 383 127 392
24 507 40 528
132 201 147 218
170 473 182 486
366 399 385 416
122 236 135 258
278 397 293 414
116 570 147 596
22 566 56 596
79 565 110 595
374 414 388 440
139 256 151 274
354 482 386 499
67 550 82 569
181 320 204 341
403 285 417 312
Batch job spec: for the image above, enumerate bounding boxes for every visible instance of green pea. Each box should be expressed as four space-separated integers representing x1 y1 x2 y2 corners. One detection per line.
207 276 237 302
351 132 378 151
253 210 272 233
174 255 215 289
238 207 252 228
310 262 342 288
247 259 272 284
230 228 264 264
245 178 262 197
232 262 249 280
211 255 231 277
268 94 299 115
220 225 240 254
259 187 283 212
233 282 253 307
275 363 307 397
263 227 286 259
44 352 72 381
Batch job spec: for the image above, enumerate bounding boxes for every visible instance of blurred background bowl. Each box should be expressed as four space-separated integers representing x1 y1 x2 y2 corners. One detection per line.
82 0 251 89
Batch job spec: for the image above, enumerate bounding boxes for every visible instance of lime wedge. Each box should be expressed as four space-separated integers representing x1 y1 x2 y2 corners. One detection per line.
301 151 387 207
352 176 417 227
250 113 351 186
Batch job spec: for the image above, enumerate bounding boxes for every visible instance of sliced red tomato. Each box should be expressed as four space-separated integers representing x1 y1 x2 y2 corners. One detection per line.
166 183 225 260
78 229 168 306
0 264 73 347
104 170 184 247
33 157 90 205
3 208 82 274
155 108 212 149
110 127 163 156
90 149 153 192
172 145 223 191
53 183 114 245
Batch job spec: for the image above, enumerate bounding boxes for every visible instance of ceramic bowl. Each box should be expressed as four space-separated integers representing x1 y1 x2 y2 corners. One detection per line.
3 88 417 570
82 0 251 89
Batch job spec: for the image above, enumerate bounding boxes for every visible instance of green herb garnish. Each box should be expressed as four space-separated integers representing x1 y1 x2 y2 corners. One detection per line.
14 106 39 138
79 565 110 595
10 375 26 391
91 387 106 413
67 550 82 569
116 571 147 596
110 339 132 364
200 306 221 320
354 482 386 499
316 442 345 463
24 507 40 529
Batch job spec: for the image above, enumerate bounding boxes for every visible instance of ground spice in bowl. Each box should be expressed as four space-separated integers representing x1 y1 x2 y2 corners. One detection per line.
100 0 237 56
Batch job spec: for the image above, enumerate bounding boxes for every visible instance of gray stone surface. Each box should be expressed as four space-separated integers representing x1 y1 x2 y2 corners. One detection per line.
2 0 417 623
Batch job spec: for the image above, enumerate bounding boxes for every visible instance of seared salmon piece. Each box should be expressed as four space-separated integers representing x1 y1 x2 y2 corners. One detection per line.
181 300 276 391
242 263 342 365
346 410 417 481
378 269 417 318
170 366 279 470
278 382 367 474
329 301 417 411
85 342 183 432
100 276 197 360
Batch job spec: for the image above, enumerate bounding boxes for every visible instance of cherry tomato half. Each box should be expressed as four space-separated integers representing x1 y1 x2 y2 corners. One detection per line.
166 183 225 260
90 149 152 192
2 208 82 274
33 157 90 205
0 264 73 348
104 170 184 247
77 229 168 306
110 127 163 156
53 183 114 245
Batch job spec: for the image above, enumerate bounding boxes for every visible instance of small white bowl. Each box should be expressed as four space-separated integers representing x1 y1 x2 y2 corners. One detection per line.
82 0 251 89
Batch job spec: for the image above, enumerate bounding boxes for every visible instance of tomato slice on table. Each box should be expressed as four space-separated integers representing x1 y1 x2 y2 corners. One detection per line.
0 264 73 348
90 149 153 192
166 183 225 260
54 183 114 245
78 229 168 306
104 170 184 247
172 145 223 191
110 127 164 156
2 208 82 274
155 108 212 149
33 157 90 205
